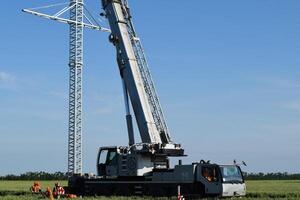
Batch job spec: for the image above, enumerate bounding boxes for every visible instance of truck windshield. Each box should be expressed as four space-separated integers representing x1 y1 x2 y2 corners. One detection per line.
219 165 243 183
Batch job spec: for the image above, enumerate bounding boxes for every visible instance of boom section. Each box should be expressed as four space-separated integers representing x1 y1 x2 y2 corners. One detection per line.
123 2 172 144
103 0 162 144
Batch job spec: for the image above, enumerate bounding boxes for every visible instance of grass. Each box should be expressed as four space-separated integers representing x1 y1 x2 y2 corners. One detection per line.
246 180 300 193
244 180 300 200
0 180 67 192
0 180 299 199
0 180 67 200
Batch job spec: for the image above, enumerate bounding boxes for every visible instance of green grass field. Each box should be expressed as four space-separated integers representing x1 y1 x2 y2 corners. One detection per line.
245 180 300 199
0 180 300 199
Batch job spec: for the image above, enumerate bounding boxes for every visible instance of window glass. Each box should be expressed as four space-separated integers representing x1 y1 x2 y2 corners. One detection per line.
220 165 243 183
99 150 108 164
106 150 117 165
202 166 219 182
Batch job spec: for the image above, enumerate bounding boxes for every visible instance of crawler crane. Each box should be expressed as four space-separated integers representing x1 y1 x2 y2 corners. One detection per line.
68 0 246 198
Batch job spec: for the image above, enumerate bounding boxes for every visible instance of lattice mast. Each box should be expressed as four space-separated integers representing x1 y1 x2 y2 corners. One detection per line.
68 0 84 174
23 0 109 174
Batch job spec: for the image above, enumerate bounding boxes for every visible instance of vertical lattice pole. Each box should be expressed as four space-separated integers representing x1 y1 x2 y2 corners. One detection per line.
68 0 83 174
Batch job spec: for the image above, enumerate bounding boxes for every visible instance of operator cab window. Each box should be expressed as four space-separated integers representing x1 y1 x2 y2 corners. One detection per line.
202 166 219 182
106 150 117 165
99 150 108 165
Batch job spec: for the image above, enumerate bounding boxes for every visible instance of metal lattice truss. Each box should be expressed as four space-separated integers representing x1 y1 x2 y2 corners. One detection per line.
68 0 83 175
23 1 110 174
120 0 172 143
22 2 110 32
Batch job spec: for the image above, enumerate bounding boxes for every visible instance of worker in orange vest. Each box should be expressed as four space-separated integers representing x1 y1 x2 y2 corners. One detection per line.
30 182 41 194
53 182 65 199
45 187 54 200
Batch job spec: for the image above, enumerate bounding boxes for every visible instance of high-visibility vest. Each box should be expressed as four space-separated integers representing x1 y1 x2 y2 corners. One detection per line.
54 186 65 196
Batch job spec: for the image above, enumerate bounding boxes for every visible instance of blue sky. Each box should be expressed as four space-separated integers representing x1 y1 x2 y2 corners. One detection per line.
1 0 300 175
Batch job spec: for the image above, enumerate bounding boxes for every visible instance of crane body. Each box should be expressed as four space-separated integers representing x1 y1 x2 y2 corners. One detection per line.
68 0 246 198
23 0 246 197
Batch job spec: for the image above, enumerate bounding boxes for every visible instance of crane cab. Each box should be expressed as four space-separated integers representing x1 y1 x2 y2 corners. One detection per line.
97 147 119 177
219 165 246 197
195 163 245 197
97 146 157 177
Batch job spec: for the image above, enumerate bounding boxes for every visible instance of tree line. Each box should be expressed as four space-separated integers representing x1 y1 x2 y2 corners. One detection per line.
243 172 300 180
0 172 67 180
0 171 300 180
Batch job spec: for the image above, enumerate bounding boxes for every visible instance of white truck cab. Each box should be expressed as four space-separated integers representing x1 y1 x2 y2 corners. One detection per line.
219 165 246 197
196 163 246 197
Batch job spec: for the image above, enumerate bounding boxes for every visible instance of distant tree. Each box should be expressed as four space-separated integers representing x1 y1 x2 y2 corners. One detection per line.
0 171 67 180
1 171 300 180
243 172 300 180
